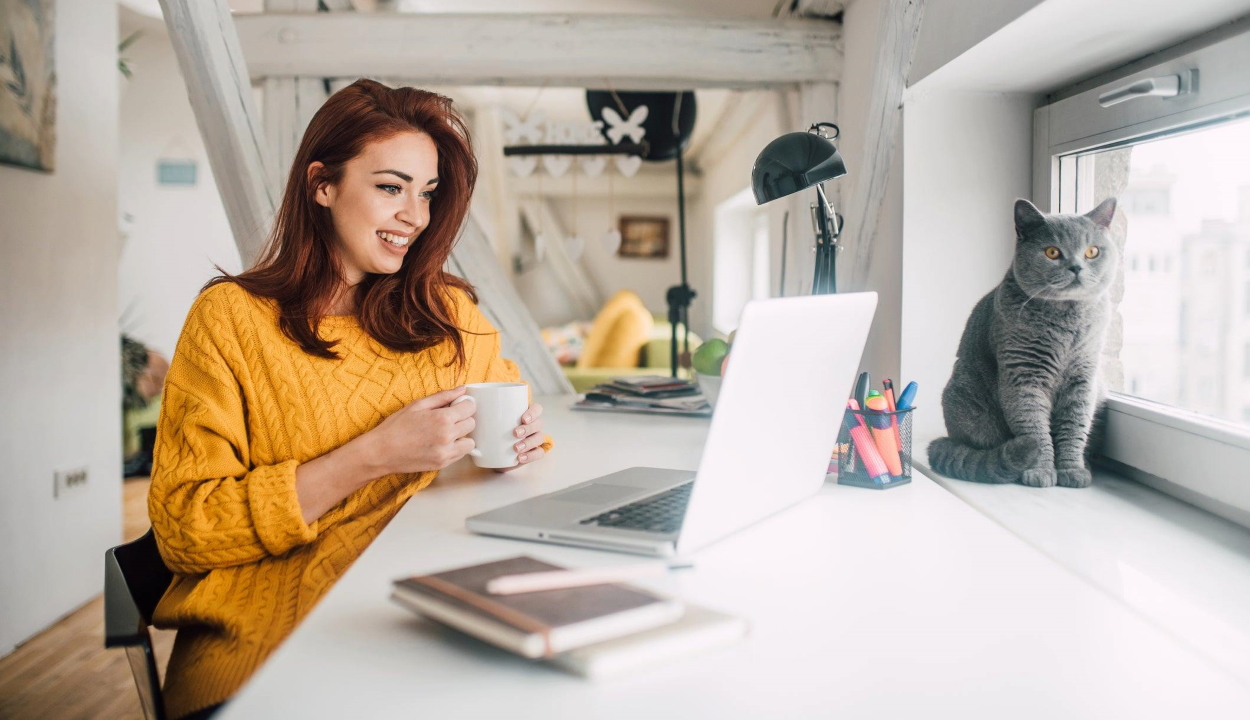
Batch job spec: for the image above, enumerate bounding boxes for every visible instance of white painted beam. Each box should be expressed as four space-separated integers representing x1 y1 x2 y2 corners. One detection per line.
451 211 574 395
263 0 328 194
159 0 278 266
519 200 604 322
843 0 926 290
234 13 842 88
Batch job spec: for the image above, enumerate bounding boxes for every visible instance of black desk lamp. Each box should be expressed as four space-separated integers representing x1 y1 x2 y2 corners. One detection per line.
751 122 847 295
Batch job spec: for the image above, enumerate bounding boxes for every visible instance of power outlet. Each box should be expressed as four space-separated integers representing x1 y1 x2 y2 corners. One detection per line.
54 467 89 498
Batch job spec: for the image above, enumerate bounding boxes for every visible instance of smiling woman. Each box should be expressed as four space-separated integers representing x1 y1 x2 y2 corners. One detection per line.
146 80 553 720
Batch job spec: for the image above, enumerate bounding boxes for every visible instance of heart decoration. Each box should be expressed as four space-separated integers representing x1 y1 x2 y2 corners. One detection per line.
614 155 642 177
508 156 537 178
579 155 606 177
543 155 572 178
602 228 622 254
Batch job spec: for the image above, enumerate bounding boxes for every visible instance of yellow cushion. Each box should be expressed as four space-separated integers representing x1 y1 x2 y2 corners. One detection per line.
577 290 654 369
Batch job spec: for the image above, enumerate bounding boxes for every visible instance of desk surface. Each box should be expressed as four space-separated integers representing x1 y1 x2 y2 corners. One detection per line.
220 397 1249 719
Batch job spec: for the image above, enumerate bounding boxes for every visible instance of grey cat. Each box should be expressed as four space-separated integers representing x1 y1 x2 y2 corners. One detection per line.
928 197 1118 488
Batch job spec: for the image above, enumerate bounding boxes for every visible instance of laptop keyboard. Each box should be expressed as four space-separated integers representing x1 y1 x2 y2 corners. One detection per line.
579 482 694 534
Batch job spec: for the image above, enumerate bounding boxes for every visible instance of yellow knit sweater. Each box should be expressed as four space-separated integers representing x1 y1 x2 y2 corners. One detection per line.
149 282 552 719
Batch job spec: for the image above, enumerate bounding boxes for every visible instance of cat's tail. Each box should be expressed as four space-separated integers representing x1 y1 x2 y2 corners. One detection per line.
927 436 1041 484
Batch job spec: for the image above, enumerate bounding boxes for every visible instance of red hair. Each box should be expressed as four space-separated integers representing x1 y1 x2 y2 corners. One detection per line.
207 79 479 364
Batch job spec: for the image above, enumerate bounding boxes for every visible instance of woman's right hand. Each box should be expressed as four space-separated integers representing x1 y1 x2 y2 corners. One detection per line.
364 386 477 475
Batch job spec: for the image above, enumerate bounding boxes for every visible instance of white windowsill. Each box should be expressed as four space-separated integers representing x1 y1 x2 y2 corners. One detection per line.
912 435 1250 686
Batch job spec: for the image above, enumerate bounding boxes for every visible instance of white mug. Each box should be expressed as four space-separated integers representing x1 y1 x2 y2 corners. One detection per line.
451 382 531 468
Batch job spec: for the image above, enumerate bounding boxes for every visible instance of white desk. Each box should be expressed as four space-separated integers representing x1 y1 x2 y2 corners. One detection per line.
220 397 1249 719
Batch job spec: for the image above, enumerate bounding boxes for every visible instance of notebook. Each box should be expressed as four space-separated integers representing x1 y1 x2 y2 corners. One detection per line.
391 556 685 659
549 603 749 680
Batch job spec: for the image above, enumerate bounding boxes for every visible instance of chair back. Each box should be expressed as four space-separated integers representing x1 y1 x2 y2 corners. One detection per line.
105 529 173 720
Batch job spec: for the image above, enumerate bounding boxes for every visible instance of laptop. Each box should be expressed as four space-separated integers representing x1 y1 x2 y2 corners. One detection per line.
466 292 878 557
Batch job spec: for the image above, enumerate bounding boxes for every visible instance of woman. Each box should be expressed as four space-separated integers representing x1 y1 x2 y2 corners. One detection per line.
148 79 552 720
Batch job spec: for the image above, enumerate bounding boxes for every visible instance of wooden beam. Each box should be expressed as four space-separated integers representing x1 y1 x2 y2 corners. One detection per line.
451 211 574 395
234 13 842 88
519 200 604 322
842 0 926 290
263 0 328 194
160 0 569 389
159 0 278 266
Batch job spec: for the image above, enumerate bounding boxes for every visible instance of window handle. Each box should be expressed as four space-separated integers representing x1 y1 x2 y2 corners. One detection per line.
1098 70 1198 108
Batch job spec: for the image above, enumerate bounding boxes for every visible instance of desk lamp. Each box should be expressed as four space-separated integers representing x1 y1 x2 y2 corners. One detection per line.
751 123 847 294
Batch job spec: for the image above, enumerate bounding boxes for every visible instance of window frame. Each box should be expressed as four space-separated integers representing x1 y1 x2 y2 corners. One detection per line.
1033 25 1250 526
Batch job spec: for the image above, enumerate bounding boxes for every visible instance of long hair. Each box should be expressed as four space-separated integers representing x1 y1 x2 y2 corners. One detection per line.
207 79 480 364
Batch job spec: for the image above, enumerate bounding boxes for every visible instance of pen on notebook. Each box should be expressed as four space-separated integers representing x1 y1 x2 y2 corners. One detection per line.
486 560 694 595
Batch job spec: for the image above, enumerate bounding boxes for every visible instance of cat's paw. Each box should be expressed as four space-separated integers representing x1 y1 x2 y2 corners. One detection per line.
1020 467 1057 488
1057 466 1093 488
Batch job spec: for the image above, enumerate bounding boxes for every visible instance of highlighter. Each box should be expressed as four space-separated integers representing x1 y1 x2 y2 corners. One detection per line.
844 401 890 483
883 379 902 447
897 381 919 411
865 396 904 476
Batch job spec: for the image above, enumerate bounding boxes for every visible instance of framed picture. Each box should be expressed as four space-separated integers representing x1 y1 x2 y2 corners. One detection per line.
0 0 57 172
617 216 670 259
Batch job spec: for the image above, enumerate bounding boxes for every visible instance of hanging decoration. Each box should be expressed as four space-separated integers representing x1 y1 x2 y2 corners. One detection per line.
603 171 622 254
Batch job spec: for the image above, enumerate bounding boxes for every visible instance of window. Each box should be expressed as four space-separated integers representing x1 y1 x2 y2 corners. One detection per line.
1036 26 1250 523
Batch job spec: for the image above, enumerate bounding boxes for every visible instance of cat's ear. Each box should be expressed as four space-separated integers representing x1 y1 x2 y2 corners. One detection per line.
1014 199 1046 236
1085 197 1117 229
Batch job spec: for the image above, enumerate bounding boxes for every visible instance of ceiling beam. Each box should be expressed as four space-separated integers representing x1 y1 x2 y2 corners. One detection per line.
233 13 842 88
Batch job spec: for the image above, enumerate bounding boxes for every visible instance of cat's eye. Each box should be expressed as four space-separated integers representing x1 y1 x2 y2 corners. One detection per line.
1044 246 1062 260
1085 246 1100 259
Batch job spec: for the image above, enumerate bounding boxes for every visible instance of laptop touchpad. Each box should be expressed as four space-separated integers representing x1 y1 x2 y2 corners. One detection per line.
552 484 639 504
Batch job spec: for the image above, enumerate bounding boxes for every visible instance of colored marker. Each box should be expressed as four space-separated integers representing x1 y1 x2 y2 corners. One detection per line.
845 400 890 484
883 379 902 447
853 372 871 411
865 396 904 476
897 381 919 411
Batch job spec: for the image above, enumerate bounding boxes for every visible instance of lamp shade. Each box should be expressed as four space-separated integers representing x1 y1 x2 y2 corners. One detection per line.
751 130 847 205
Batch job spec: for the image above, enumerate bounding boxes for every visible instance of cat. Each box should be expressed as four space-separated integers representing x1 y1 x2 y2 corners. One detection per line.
927 197 1118 488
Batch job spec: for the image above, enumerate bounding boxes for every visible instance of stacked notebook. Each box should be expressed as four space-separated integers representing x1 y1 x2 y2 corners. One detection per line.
391 556 747 679
572 375 711 417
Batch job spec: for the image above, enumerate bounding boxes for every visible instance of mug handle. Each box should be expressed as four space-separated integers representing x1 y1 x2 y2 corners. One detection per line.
450 395 482 458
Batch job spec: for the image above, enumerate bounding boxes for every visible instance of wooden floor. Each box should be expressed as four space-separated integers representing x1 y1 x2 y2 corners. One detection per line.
0 478 176 720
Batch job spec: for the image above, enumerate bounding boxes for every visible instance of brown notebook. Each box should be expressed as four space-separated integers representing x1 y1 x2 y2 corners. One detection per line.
391 556 684 659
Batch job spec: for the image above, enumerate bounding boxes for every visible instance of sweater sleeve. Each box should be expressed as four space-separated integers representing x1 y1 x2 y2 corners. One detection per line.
457 289 554 454
148 289 317 575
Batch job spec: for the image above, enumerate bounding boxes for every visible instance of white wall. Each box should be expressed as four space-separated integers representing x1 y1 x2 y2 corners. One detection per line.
0 0 120 654
900 90 1036 442
695 93 789 339
117 12 242 359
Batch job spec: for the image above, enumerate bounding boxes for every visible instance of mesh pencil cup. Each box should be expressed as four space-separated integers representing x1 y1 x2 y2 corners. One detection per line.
836 407 914 489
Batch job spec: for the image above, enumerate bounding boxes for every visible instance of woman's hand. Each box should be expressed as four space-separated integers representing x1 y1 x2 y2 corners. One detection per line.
364 386 477 475
493 402 545 473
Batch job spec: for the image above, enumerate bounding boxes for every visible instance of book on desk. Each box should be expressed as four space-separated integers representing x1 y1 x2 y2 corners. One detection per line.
572 376 712 417
391 556 747 677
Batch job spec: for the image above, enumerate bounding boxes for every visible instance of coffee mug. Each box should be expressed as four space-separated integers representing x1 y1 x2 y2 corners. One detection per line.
450 382 531 468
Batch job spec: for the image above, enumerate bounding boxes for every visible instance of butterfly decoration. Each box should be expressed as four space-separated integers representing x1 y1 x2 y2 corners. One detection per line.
601 105 649 144
500 108 545 145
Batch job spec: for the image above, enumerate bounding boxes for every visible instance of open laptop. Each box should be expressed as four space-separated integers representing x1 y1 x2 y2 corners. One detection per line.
466 292 878 557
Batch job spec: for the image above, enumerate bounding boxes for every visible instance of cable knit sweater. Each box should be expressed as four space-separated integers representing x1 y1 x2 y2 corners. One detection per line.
148 281 552 719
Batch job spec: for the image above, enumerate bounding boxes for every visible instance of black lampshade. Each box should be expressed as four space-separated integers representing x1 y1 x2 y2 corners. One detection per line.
751 130 847 205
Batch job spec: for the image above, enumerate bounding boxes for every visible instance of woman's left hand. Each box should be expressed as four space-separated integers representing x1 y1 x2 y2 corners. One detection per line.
493 402 545 473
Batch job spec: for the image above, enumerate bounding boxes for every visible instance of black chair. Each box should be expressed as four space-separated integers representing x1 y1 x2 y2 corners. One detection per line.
105 528 174 720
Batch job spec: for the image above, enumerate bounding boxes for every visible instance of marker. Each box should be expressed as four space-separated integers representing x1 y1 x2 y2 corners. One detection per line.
865 396 904 476
845 400 890 484
896 381 919 411
883 379 901 447
853 372 871 411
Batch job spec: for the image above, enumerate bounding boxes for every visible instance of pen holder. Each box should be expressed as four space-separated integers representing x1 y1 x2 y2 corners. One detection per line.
836 407 914 489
